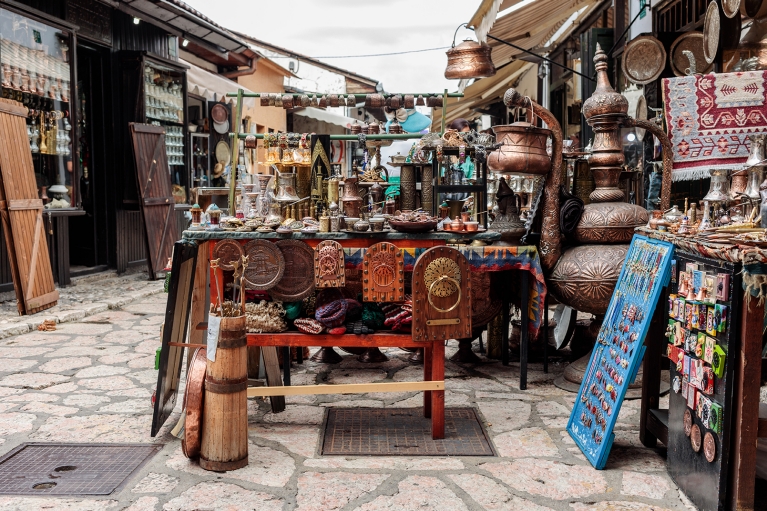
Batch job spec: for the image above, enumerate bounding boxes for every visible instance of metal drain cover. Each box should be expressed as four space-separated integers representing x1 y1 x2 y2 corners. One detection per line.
0 443 160 495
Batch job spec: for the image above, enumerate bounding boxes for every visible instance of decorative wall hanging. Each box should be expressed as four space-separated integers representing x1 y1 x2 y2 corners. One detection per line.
212 239 245 272
412 246 472 342
315 240 345 288
271 240 316 302
362 242 405 302
567 235 674 469
622 36 666 85
243 240 284 290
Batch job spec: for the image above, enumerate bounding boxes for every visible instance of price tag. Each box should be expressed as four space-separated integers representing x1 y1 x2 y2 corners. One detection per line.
207 316 221 362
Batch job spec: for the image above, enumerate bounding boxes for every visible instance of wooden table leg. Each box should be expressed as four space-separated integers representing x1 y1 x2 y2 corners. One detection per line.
501 272 511 367
520 271 530 390
423 343 432 418
731 294 763 511
282 346 291 386
543 295 548 374
188 241 209 370
431 340 445 439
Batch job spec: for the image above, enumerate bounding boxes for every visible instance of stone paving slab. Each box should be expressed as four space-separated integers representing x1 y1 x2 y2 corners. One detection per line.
0 290 713 511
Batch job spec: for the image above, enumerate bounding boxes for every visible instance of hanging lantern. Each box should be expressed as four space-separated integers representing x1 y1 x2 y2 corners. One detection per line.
444 39 496 79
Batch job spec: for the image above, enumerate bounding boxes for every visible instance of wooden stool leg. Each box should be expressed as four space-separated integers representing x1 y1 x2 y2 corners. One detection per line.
519 271 530 390
423 344 432 418
431 340 445 439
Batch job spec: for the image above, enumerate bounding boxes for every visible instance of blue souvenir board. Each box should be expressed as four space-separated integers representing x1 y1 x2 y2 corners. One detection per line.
567 235 674 469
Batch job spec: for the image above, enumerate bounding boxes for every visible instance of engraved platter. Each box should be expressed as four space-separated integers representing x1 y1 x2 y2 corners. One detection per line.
703 0 720 65
670 32 714 77
314 240 345 288
703 431 716 462
362 242 405 302
182 347 206 459
271 240 316 302
690 423 702 452
212 239 245 271
622 35 666 85
683 408 693 437
243 239 285 290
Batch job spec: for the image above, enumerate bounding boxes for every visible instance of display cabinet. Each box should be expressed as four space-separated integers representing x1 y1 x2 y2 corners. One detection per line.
0 6 79 211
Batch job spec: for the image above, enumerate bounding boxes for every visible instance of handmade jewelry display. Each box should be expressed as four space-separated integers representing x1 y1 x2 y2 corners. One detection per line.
567 235 674 469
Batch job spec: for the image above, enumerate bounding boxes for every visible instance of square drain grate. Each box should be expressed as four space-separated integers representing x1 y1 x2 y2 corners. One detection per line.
321 407 496 456
0 443 160 496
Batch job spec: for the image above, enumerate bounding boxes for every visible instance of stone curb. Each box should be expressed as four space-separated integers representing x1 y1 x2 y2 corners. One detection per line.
0 285 164 339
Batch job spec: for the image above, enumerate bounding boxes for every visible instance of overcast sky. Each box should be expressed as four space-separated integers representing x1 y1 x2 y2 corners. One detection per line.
182 0 479 93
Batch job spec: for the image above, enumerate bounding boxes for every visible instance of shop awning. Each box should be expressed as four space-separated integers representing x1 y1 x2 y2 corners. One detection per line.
432 60 534 129
182 59 255 102
470 0 599 67
292 108 357 129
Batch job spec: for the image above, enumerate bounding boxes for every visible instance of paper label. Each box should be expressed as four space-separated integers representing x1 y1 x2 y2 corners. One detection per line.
207 316 221 362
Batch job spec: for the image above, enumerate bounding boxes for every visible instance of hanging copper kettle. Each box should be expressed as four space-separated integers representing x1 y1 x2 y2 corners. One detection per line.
487 122 552 175
444 40 496 79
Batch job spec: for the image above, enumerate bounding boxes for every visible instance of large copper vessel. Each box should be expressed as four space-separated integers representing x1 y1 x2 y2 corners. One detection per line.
444 40 496 79
574 202 648 243
487 122 553 175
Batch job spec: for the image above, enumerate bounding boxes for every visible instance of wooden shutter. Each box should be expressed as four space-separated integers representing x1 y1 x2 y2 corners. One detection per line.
0 99 58 315
129 123 179 280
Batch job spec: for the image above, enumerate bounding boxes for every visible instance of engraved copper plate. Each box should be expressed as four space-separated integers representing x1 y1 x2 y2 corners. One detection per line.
315 240 345 288
243 240 285 290
622 36 666 85
670 32 714 77
363 242 405 302
690 423 702 452
703 1 720 65
703 431 716 462
182 348 206 459
212 239 244 271
722 0 740 17
271 240 316 302
211 103 228 124
683 408 692 437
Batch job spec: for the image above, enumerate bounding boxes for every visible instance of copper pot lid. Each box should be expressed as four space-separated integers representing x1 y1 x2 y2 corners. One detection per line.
270 239 316 302
690 423 702 452
243 240 285 290
213 239 245 271
622 36 666 84
211 103 228 124
723 0 741 17
670 32 714 76
182 347 206 459
703 1 720 65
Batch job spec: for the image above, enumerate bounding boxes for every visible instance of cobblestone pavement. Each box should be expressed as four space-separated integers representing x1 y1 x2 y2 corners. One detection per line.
0 291 701 511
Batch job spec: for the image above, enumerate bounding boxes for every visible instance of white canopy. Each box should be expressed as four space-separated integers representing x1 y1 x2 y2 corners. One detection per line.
182 59 255 103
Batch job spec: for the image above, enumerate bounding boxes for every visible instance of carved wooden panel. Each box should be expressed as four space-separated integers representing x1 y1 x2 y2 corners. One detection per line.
314 240 345 288
412 246 472 342
271 239 316 302
212 239 244 271
243 240 284 290
363 242 405 302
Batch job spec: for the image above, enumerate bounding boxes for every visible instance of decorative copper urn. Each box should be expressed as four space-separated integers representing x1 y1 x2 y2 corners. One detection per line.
444 40 496 79
487 122 553 175
341 177 363 218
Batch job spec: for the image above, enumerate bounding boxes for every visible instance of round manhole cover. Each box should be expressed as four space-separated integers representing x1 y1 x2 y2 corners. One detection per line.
32 482 56 490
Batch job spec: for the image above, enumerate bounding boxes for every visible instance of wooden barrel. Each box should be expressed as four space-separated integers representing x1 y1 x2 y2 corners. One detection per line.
199 315 248 471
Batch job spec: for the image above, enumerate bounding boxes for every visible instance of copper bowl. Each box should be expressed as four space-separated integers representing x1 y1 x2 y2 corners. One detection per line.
487 122 552 175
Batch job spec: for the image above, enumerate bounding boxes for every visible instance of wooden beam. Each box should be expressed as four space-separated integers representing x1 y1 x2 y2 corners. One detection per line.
247 381 444 397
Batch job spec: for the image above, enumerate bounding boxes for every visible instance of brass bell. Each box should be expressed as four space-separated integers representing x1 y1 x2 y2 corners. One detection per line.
444 39 496 80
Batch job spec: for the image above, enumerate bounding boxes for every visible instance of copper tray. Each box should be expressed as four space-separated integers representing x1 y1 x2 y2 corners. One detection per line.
243 239 285 290
182 347 206 459
271 239 316 302
670 32 714 76
388 219 438 233
622 35 666 85
211 103 228 124
723 0 741 17
703 1 720 64
212 239 244 271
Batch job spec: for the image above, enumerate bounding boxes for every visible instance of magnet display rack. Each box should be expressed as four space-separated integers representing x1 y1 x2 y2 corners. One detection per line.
664 251 740 511
224 89 471 214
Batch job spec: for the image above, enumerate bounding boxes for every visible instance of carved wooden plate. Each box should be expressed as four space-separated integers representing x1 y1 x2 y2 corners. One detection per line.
182 347 206 459
622 36 666 85
363 242 405 302
703 1 720 65
212 239 244 271
271 239 316 302
243 240 285 290
315 240 345 288
670 32 714 77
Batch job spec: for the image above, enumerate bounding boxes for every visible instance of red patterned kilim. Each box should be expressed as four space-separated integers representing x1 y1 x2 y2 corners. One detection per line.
662 70 767 181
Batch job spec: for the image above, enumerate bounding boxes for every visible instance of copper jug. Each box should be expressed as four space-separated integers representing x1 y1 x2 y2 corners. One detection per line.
274 171 300 203
444 40 496 79
342 177 363 218
487 122 552 175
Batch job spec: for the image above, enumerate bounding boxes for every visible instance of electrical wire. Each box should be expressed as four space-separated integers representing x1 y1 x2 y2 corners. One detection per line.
271 47 450 59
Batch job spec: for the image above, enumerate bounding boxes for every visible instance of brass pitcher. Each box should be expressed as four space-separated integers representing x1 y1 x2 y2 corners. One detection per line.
341 177 363 218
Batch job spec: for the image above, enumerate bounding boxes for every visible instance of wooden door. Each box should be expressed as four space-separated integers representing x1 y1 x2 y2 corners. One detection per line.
0 99 58 314
129 123 179 279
